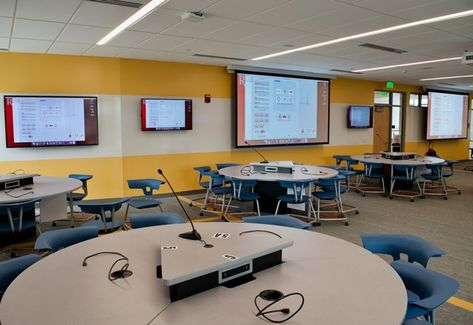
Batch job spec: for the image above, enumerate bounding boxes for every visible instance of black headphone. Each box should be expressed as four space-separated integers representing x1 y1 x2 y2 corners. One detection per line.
82 251 132 281
254 290 304 323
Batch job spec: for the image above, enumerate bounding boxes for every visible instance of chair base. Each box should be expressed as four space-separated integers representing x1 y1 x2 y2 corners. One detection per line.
390 190 422 202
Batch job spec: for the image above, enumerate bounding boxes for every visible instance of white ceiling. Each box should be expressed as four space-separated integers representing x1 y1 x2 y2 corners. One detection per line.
1 0 473 91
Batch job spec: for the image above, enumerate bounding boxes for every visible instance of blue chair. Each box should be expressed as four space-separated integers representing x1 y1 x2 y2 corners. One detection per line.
201 173 233 216
275 180 315 223
332 155 363 190
0 254 41 295
360 234 444 268
242 215 311 229
0 199 40 235
124 179 164 228
391 165 422 201
420 164 447 199
192 166 213 208
357 162 385 195
441 160 461 195
312 175 351 226
78 198 129 232
224 179 260 218
35 226 99 252
392 260 459 324
65 174 93 226
129 212 186 229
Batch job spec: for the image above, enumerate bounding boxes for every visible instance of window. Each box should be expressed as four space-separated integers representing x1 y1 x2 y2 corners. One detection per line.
409 93 427 108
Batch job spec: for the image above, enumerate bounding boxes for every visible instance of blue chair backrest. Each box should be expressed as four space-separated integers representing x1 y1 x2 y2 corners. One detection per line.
231 179 256 199
364 162 384 176
316 175 343 193
127 179 163 196
35 226 99 251
69 174 93 193
78 198 129 215
393 165 417 179
361 233 444 267
242 215 310 229
0 254 41 294
208 172 226 188
130 212 186 229
425 163 443 177
279 181 311 202
391 260 459 317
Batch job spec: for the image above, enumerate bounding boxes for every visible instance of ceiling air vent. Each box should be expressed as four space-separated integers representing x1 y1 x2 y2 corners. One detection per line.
87 0 143 8
359 43 407 54
330 69 362 74
438 82 456 86
193 54 246 61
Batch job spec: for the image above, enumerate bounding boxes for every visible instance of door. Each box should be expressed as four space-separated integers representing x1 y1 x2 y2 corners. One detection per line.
373 105 391 152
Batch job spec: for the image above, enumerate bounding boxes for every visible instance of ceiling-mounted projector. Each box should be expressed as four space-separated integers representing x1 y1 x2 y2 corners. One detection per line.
181 11 206 22
462 51 473 66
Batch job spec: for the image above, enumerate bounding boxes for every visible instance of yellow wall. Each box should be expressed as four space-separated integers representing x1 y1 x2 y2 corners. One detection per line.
0 52 469 198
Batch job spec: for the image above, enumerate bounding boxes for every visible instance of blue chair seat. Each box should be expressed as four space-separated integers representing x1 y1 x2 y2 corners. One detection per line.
236 192 260 201
276 194 311 204
128 198 162 209
78 198 128 232
242 215 311 229
67 192 86 201
312 191 337 200
211 187 233 196
407 289 421 303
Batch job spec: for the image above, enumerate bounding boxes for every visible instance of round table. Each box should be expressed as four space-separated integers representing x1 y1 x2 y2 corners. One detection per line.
219 164 338 181
0 176 82 222
351 154 444 167
0 223 407 325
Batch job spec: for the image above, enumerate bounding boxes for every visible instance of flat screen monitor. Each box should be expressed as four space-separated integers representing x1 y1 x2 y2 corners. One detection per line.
4 95 98 148
141 98 192 131
347 105 373 128
426 91 469 140
235 71 330 147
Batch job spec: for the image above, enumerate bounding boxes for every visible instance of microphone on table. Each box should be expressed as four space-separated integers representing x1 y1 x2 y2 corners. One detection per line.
244 141 269 163
158 169 212 247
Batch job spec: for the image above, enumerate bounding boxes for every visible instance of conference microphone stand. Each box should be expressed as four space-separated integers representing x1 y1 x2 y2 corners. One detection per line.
244 141 269 163
157 169 203 241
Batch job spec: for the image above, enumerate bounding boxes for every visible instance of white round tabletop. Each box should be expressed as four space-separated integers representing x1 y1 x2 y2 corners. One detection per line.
0 176 82 203
0 223 407 325
219 165 338 182
352 154 445 166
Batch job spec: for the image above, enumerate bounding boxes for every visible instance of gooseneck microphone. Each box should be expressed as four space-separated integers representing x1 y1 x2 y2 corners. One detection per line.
157 169 202 241
244 141 269 163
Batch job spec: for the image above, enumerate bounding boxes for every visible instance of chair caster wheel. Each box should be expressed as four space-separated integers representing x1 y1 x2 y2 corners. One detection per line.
410 199 414 202
355 210 359 214
444 197 448 200
362 194 365 197
189 203 193 207
52 222 57 227
200 212 204 216
344 222 349 226
314 222 321 226
458 191 461 195
389 196 393 199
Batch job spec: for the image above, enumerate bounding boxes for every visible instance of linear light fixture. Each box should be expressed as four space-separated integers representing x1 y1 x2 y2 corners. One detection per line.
252 9 473 61
352 57 462 73
420 74 473 81
97 0 169 45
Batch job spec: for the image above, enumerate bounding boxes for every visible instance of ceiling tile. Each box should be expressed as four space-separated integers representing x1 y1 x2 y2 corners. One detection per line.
107 30 155 47
203 43 275 59
445 24 473 39
321 15 408 38
162 16 236 38
0 0 16 17
287 6 379 34
247 0 346 26
428 16 473 30
171 38 222 53
117 48 157 59
151 51 193 62
162 0 221 11
268 33 332 50
13 19 65 41
0 37 9 50
71 1 137 28
84 45 128 57
204 0 291 20
57 24 110 44
0 17 12 38
389 0 473 21
204 21 273 42
354 0 435 15
136 34 192 51
130 9 182 33
16 0 81 23
10 38 52 53
47 41 91 55
238 28 306 47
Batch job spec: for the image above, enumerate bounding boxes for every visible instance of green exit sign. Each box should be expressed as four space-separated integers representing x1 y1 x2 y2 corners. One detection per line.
386 81 394 89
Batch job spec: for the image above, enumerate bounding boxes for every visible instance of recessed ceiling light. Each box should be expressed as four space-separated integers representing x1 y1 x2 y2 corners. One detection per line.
352 57 462 73
97 0 169 45
252 9 473 61
420 74 473 81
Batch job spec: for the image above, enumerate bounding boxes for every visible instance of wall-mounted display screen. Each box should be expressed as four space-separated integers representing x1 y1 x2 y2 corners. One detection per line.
236 71 330 147
347 105 373 128
141 98 192 131
4 95 98 148
426 91 468 140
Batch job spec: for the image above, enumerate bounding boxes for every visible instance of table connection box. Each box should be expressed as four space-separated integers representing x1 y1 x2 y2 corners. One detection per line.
250 161 294 174
382 152 416 160
0 174 39 190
